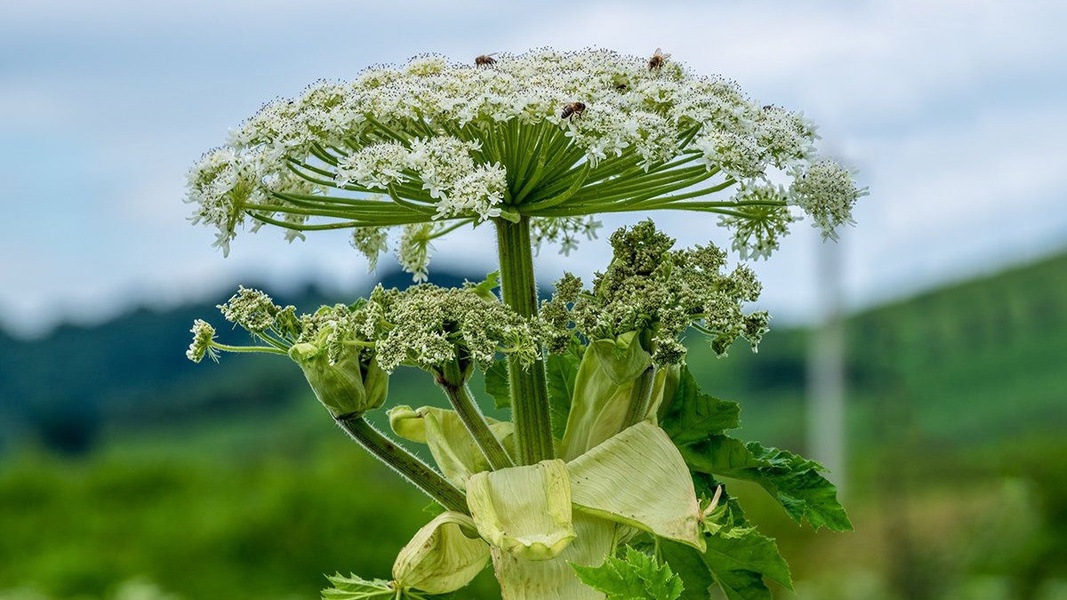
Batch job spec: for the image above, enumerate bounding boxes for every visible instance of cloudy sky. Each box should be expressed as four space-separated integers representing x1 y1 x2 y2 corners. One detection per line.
2 0 1065 337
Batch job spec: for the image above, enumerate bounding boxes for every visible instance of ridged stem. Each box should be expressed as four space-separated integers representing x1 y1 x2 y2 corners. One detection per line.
335 414 469 514
436 360 515 470
494 216 555 465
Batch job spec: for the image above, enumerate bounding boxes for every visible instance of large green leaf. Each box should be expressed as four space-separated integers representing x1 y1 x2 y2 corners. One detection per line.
680 436 852 531
659 365 740 444
484 359 511 409
572 546 684 600
545 343 582 439
659 540 715 600
703 527 792 600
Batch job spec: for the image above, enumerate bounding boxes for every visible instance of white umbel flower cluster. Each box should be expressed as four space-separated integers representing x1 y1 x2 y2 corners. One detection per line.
186 48 864 271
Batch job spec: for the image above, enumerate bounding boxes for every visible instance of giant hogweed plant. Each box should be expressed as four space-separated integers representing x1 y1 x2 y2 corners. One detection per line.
185 49 862 599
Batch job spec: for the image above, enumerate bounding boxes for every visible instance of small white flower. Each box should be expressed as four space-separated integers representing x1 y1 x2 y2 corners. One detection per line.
694 129 765 181
397 223 436 282
336 141 409 190
789 160 867 240
351 226 389 271
718 184 798 260
186 319 219 363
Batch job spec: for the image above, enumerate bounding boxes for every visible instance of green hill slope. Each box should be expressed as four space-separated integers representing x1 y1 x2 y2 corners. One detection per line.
677 250 1067 455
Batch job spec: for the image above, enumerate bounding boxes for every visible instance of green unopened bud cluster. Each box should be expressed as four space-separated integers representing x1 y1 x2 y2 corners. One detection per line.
186 278 538 417
540 219 770 363
365 280 538 375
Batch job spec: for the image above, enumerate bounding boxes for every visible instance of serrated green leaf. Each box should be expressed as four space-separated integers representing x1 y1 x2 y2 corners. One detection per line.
660 365 740 444
680 435 852 531
659 540 715 600
321 573 398 599
484 359 511 409
705 559 768 600
703 527 792 600
546 343 582 439
743 442 853 532
467 271 501 301
572 546 684 600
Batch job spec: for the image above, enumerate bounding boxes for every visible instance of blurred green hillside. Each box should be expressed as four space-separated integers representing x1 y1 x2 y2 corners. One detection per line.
1 251 1065 599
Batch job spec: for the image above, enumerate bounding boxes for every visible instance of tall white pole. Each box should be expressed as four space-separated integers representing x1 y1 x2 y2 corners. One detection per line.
807 237 846 497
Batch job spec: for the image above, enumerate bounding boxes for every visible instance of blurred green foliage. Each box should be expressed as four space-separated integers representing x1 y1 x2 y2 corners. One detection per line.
1 254 1066 598
0 409 501 600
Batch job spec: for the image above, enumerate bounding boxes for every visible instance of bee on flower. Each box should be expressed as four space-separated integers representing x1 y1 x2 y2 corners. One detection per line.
648 47 670 71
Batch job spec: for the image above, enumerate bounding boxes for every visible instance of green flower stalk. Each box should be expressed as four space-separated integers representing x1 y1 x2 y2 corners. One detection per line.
185 287 468 514
185 47 861 599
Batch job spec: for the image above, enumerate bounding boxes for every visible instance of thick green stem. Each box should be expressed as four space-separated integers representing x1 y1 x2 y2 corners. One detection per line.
335 414 469 514
495 216 555 465
437 361 515 470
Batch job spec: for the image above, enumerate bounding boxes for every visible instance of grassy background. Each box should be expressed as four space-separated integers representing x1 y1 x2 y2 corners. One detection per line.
1 252 1066 599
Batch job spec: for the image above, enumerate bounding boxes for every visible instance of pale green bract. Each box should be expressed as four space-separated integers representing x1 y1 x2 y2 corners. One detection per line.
388 405 515 490
558 332 652 460
467 460 578 562
568 421 705 552
390 511 490 595
186 48 864 278
289 342 388 418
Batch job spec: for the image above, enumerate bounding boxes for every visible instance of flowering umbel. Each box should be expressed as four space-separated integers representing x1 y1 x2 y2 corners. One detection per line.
186 48 864 279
